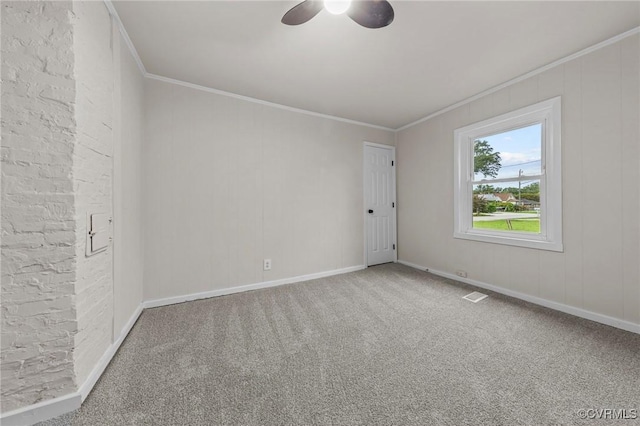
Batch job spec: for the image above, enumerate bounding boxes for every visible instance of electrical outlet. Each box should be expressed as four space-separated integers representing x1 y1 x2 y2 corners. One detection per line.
456 270 467 278
263 259 271 271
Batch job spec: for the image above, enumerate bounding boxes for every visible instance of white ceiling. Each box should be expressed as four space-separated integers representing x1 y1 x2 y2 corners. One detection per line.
113 1 640 129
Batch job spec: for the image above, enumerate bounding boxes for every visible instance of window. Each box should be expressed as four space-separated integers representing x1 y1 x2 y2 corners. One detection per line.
454 97 562 251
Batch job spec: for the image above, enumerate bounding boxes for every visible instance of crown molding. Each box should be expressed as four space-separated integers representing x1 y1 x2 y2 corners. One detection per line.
103 0 394 132
103 1 637 133
145 73 396 131
396 26 640 132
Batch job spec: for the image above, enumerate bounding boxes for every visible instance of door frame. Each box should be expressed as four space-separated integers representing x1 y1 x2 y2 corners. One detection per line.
363 141 397 267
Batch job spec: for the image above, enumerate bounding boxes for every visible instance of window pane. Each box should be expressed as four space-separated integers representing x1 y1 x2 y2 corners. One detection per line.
473 123 542 181
472 180 541 234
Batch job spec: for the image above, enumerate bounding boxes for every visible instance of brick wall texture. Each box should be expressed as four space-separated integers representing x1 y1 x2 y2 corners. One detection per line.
1 1 79 412
1 0 115 412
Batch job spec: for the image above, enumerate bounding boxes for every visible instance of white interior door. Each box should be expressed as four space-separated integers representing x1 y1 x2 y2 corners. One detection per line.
364 143 396 266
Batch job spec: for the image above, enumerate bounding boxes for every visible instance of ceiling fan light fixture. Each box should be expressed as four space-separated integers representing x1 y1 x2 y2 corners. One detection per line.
324 0 351 15
282 0 393 28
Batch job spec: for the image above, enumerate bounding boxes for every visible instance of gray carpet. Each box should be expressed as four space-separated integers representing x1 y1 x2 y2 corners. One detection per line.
39 264 640 425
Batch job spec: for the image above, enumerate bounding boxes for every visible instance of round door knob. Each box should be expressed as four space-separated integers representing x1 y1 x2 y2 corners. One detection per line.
368 209 374 214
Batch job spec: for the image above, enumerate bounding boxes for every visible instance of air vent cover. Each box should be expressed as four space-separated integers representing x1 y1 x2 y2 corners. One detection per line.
463 291 488 303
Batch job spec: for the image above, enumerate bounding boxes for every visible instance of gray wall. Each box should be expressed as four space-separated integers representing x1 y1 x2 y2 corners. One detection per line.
396 34 640 327
113 26 145 341
142 79 395 301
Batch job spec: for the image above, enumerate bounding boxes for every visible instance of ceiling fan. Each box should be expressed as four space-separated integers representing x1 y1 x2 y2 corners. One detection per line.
282 0 394 29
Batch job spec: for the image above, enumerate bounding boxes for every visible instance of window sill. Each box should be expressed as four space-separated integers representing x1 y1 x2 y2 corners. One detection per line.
454 230 564 252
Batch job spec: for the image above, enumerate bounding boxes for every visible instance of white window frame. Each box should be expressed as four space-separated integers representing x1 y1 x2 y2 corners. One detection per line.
453 97 563 252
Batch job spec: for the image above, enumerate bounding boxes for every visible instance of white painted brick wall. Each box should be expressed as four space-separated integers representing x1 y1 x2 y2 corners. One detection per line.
1 1 79 412
2 0 117 413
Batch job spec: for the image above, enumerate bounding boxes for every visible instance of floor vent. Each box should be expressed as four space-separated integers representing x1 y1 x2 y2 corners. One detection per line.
463 291 488 303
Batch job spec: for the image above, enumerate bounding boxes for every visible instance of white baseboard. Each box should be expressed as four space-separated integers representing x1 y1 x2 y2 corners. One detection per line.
79 304 143 400
397 260 640 335
143 265 366 309
0 305 144 426
0 389 81 426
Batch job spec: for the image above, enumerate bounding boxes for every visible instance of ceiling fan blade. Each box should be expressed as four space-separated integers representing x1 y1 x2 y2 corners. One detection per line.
347 0 394 28
282 0 323 25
